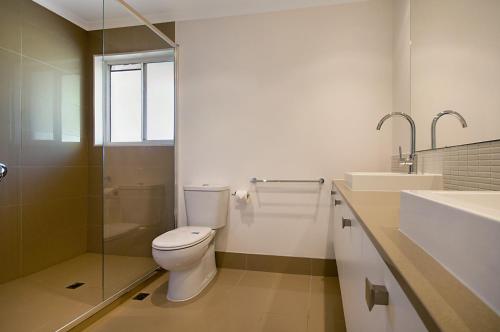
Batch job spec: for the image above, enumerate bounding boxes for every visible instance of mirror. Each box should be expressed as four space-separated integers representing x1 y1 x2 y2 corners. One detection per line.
411 0 500 151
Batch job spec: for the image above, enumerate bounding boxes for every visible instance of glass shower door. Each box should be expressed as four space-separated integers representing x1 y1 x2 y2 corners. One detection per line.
100 1 176 299
0 1 104 331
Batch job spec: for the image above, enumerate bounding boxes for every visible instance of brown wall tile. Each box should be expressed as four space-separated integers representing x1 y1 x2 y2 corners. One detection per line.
0 206 21 283
311 258 338 277
215 251 246 270
0 0 22 51
246 254 311 275
215 251 337 276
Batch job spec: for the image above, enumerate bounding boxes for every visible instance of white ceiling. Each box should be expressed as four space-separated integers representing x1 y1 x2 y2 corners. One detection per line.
33 0 362 31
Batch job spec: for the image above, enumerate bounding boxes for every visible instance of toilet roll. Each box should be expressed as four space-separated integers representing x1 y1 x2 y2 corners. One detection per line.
234 190 249 202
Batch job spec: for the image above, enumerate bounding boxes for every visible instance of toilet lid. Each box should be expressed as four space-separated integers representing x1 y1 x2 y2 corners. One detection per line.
152 226 212 250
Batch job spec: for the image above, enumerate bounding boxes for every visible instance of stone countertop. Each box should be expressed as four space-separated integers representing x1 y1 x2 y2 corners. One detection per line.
332 180 499 332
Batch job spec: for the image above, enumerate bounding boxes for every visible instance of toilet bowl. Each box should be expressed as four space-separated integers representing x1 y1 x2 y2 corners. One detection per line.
153 226 217 301
152 185 229 301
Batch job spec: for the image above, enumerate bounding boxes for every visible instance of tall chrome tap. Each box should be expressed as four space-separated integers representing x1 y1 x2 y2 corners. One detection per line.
431 110 468 149
377 112 417 174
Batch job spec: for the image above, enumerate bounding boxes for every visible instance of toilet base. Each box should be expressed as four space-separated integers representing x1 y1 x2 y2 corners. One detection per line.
166 242 217 302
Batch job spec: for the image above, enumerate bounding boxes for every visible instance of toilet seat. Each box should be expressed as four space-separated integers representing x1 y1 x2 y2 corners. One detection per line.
152 226 212 251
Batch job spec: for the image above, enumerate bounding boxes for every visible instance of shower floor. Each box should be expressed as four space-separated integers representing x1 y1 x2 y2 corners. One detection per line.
0 253 156 332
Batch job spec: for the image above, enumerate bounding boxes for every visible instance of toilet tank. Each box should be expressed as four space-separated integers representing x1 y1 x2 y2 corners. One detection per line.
184 185 229 229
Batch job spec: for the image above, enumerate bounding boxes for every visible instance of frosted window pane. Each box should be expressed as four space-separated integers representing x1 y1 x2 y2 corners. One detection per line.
146 62 174 141
110 69 142 142
111 63 141 71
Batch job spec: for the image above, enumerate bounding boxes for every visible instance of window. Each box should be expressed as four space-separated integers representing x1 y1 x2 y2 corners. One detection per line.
94 50 175 146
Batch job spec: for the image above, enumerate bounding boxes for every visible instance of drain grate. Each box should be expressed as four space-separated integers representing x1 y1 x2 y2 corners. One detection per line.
133 292 150 301
66 282 85 289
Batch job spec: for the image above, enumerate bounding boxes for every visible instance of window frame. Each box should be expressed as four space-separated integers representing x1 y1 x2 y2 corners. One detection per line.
95 50 175 147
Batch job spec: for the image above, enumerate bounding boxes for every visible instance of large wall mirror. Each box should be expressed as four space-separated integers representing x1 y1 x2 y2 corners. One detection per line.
411 0 500 151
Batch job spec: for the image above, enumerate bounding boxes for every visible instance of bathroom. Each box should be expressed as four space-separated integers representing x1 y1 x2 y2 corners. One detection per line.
0 0 498 331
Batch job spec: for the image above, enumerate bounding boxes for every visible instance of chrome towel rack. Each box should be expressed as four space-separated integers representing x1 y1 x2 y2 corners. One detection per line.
250 177 324 184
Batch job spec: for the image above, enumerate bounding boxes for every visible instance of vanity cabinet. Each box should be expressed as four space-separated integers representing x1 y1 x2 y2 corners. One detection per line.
331 185 426 332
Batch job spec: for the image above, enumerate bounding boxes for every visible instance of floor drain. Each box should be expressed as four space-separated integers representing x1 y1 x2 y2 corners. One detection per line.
133 292 150 301
66 282 85 289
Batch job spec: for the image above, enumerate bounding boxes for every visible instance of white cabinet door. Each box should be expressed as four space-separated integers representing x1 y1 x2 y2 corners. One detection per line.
359 230 388 332
341 208 365 332
331 186 351 323
332 191 425 332
331 186 345 279
383 264 427 332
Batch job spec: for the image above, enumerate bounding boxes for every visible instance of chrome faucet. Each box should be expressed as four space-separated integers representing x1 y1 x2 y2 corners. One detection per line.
377 112 417 174
431 110 467 149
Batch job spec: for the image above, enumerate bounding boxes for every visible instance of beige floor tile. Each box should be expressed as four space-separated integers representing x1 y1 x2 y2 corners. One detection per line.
273 273 311 292
267 289 310 315
212 267 246 286
0 253 156 332
238 270 282 289
207 311 264 332
260 313 308 332
87 309 211 332
210 284 275 315
310 276 341 294
308 290 346 332
307 313 346 332
84 269 346 332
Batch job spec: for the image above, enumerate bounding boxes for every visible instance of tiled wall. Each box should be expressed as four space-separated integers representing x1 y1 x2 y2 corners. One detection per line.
0 3 177 284
392 140 500 191
86 146 175 256
0 1 89 282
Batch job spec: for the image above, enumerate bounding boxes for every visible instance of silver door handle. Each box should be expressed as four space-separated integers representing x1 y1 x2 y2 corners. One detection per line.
0 163 7 182
365 278 389 311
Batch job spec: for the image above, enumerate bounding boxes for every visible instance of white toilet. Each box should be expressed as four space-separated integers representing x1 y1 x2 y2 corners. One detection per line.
152 184 229 302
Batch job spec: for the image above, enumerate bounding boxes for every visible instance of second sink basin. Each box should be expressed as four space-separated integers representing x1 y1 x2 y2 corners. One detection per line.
344 172 443 191
400 190 500 314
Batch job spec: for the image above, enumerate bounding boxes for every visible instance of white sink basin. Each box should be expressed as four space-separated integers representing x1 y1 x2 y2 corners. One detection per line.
344 172 443 191
400 190 500 314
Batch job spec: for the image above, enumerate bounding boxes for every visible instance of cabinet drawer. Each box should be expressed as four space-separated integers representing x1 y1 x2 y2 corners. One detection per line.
384 264 426 332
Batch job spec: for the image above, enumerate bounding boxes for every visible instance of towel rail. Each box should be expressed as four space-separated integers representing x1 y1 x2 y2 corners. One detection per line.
250 177 324 184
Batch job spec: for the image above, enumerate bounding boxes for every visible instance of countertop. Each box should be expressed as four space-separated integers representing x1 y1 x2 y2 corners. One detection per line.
332 180 500 332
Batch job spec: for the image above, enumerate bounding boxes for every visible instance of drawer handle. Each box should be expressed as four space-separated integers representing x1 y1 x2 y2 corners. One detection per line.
331 190 337 195
341 217 351 228
334 199 341 206
365 278 389 311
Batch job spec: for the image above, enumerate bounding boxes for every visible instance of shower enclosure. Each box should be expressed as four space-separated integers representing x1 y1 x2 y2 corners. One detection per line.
0 1 176 331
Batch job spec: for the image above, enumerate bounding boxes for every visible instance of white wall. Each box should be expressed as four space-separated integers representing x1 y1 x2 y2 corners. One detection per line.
391 0 411 155
176 0 393 259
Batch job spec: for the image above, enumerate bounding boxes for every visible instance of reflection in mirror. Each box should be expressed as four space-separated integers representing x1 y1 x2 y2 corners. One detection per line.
411 0 500 150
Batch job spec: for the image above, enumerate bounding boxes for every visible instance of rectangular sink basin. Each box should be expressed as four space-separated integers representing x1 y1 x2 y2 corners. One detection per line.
344 172 443 191
400 190 500 314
